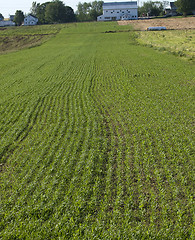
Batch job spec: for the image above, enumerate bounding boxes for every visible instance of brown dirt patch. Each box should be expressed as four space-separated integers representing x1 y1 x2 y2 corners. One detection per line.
0 34 53 54
118 17 195 30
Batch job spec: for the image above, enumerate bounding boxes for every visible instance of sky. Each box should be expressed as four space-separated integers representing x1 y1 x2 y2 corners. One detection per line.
0 0 169 18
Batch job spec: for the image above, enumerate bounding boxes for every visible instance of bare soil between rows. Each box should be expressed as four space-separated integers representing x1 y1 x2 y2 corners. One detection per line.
118 17 195 30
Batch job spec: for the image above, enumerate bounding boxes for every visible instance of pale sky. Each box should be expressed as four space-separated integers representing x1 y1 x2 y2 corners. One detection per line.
0 0 169 18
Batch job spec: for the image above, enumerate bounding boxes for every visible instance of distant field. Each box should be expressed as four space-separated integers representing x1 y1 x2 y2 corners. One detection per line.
118 16 195 30
0 22 194 239
119 17 195 62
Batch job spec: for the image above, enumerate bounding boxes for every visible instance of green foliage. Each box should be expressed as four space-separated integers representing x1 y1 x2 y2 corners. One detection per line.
35 2 50 24
0 13 4 20
30 1 39 16
175 0 195 16
31 1 75 24
45 0 75 23
13 10 24 26
76 1 103 22
64 6 77 23
138 1 168 16
0 22 194 239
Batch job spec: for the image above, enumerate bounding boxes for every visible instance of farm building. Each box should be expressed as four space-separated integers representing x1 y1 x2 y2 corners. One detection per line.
97 1 138 21
9 15 15 21
23 15 38 26
165 2 178 16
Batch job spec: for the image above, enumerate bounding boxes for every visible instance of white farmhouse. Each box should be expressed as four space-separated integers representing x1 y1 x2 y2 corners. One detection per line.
23 15 38 26
97 1 138 21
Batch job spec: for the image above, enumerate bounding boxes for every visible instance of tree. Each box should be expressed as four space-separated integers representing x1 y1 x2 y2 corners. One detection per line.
35 2 50 24
0 13 4 20
14 10 24 26
89 1 104 20
76 2 92 21
138 1 167 17
31 1 75 24
76 1 103 22
175 0 195 16
30 1 39 16
45 0 75 23
63 6 76 23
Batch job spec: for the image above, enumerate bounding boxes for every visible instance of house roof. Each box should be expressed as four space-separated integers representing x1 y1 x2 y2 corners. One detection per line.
170 2 177 10
103 1 137 6
28 14 38 19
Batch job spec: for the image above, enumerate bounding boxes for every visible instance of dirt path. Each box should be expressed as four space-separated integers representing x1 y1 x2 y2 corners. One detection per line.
118 17 195 30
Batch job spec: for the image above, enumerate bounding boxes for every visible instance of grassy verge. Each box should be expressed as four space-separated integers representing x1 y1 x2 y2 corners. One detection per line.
135 29 195 62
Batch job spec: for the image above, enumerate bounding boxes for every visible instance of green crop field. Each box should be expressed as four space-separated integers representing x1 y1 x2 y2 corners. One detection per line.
0 22 194 239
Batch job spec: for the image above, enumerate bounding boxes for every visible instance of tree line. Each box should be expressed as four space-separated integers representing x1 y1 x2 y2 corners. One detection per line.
1 0 194 26
76 1 103 22
139 0 194 17
32 0 103 23
175 0 195 16
10 0 76 26
138 1 168 17
30 0 75 24
12 0 103 26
